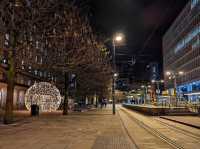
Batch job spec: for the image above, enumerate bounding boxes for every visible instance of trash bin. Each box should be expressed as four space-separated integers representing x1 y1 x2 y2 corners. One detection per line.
31 104 39 116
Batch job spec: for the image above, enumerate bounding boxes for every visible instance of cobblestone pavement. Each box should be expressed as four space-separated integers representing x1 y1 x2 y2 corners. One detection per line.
0 106 136 149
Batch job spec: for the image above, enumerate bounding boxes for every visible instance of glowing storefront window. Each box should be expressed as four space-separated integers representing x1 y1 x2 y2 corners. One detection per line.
177 80 200 93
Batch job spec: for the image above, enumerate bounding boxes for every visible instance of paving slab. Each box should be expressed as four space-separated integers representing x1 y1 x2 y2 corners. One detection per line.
0 107 136 149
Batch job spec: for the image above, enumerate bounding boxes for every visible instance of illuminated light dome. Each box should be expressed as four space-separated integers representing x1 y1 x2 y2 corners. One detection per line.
25 82 62 112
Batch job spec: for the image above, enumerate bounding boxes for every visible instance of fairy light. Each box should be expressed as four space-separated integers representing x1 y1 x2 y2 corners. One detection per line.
25 82 62 112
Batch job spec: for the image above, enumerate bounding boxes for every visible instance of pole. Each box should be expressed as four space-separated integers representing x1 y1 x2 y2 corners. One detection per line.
174 76 177 107
144 86 147 105
63 72 68 115
112 39 116 115
156 82 159 103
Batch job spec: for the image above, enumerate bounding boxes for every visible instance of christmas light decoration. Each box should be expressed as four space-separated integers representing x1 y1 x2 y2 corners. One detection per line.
25 82 62 112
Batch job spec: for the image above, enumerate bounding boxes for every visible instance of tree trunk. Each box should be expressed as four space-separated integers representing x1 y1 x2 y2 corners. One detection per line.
4 79 14 124
4 50 15 124
4 30 16 123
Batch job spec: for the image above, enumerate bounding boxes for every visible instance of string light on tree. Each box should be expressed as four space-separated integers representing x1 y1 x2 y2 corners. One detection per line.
25 82 62 112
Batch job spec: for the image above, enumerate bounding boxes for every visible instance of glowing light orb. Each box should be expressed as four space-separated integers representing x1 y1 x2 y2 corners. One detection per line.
25 82 62 112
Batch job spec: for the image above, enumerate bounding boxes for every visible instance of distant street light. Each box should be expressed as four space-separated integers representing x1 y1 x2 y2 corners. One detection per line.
178 71 184 75
115 36 122 41
165 70 184 105
114 73 119 77
112 33 124 115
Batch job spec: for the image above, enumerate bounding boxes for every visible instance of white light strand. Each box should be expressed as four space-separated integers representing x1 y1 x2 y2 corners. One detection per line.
25 82 62 112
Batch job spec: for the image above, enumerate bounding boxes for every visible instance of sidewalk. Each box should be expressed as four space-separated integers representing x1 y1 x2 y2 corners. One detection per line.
160 116 200 129
0 106 136 149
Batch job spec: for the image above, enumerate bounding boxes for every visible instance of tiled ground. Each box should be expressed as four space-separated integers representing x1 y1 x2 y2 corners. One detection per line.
0 107 136 149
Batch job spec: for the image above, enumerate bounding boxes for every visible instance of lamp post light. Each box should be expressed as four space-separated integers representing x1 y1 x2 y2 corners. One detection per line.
165 71 184 106
151 79 164 104
112 33 123 115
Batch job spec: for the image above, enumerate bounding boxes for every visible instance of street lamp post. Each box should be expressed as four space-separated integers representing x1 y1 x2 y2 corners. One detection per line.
166 71 184 106
112 33 123 115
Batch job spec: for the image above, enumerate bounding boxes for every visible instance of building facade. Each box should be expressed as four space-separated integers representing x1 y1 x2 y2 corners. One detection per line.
0 59 64 110
163 0 200 102
148 62 159 81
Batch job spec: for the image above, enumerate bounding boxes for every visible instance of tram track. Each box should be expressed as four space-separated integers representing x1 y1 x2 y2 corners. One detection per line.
153 118 200 140
119 108 185 149
117 110 140 149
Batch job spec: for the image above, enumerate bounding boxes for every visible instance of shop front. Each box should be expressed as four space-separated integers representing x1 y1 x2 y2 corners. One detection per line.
0 82 27 110
177 80 200 103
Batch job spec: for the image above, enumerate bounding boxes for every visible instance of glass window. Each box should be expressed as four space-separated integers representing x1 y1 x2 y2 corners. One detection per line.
174 25 200 53
191 0 199 9
34 70 38 75
39 71 43 77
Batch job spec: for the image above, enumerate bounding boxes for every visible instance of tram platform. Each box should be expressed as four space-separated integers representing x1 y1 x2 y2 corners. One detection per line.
160 116 200 129
122 104 198 116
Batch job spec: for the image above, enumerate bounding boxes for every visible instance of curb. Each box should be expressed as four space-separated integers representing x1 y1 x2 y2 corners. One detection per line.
160 116 200 129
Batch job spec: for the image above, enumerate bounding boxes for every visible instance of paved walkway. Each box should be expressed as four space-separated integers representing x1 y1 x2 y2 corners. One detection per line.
0 107 136 149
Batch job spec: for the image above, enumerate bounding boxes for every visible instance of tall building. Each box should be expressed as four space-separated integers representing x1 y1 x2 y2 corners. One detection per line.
163 0 200 102
148 62 159 81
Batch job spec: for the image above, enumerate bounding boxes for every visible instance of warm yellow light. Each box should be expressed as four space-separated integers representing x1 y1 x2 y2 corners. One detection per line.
161 80 164 83
178 71 184 75
114 73 118 77
166 71 171 76
115 36 122 41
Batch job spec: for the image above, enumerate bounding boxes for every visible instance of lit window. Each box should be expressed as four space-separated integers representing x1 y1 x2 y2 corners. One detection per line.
34 70 38 75
174 25 200 53
28 80 31 86
36 41 39 49
40 57 43 64
39 71 43 77
3 59 7 64
28 66 32 72
5 34 9 40
4 33 9 46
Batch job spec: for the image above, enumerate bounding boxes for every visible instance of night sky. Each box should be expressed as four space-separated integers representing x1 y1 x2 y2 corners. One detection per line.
85 0 189 81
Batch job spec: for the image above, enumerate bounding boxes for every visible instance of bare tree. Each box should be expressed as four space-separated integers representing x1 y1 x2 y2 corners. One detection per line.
0 0 112 123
